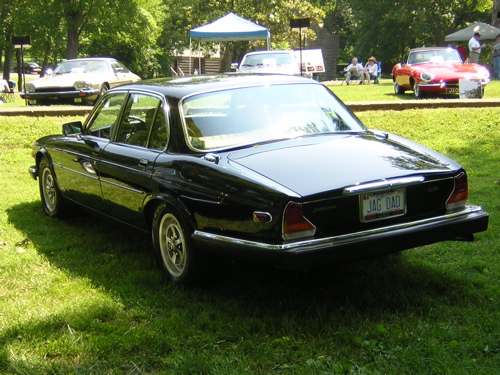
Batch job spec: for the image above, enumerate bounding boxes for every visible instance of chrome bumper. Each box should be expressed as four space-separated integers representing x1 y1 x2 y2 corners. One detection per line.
193 205 489 268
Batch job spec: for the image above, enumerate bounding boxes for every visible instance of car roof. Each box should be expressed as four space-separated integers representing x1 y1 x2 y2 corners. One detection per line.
409 47 454 53
109 74 319 100
244 50 295 56
62 57 118 63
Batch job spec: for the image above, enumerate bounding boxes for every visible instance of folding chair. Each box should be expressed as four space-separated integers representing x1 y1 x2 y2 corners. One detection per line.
373 62 382 84
340 70 362 85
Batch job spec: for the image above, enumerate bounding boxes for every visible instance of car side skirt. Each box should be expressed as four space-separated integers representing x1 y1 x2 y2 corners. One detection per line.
192 205 489 269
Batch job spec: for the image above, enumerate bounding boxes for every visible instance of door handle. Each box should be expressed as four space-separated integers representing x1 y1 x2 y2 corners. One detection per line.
139 159 149 166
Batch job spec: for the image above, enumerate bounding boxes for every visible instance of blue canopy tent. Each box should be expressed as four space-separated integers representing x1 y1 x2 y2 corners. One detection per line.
189 12 271 73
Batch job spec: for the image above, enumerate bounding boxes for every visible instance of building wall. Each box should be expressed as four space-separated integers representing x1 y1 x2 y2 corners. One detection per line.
308 28 340 81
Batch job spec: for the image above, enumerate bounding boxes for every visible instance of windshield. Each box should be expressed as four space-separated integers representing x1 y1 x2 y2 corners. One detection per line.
241 53 296 68
54 60 109 75
181 82 366 151
407 48 462 64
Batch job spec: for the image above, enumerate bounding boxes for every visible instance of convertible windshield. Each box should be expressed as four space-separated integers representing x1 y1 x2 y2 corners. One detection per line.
407 48 462 64
181 82 366 151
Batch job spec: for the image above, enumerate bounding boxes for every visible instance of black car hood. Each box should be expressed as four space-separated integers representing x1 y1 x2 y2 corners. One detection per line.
227 132 456 197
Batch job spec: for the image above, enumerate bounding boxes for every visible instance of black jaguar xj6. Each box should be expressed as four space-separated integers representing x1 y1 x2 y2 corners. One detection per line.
29 74 489 284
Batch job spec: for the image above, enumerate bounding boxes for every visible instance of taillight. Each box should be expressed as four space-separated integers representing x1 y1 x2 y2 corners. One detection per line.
446 172 468 211
283 202 316 241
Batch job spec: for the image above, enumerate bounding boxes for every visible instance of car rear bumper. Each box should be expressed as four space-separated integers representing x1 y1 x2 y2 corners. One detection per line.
193 205 489 269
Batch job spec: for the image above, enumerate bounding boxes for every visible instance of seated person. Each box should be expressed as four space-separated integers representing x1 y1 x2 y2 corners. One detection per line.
343 58 363 85
1 79 10 93
360 57 378 85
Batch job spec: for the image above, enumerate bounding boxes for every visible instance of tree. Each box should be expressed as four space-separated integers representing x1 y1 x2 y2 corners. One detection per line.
493 0 500 27
348 0 491 69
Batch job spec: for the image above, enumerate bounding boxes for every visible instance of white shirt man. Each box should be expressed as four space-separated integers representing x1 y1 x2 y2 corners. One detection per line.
468 32 485 63
343 58 363 84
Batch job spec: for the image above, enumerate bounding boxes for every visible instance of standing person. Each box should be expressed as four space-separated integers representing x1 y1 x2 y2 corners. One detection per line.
342 58 363 85
360 57 378 85
493 34 500 80
468 32 485 63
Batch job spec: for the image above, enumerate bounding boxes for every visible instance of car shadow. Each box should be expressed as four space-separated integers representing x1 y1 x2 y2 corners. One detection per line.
6 200 482 319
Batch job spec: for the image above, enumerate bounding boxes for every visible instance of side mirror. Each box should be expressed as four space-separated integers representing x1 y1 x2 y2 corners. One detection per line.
62 121 83 136
230 63 239 72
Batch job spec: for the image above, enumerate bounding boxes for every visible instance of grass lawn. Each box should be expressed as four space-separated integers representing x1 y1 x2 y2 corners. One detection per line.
0 82 499 373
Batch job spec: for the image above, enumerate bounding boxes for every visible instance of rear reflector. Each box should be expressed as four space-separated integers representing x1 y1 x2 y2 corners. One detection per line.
283 202 316 241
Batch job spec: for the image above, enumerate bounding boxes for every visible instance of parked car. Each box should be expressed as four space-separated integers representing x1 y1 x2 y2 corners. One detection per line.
392 47 490 99
13 61 42 74
236 50 305 76
21 57 140 105
29 74 489 284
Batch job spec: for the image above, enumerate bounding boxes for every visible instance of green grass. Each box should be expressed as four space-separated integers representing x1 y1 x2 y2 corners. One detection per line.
0 108 499 373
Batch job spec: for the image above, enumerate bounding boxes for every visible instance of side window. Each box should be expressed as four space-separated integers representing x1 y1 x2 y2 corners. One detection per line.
149 109 168 150
86 92 127 139
116 94 163 148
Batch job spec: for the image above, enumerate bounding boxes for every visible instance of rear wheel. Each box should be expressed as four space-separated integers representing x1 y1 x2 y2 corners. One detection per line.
152 203 201 285
39 157 69 218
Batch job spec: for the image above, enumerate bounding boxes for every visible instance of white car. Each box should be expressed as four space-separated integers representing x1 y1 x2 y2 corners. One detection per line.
21 58 141 105
237 51 304 76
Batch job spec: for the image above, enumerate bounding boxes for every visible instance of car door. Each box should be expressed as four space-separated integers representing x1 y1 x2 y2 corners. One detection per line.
58 92 128 212
109 61 137 87
97 92 167 230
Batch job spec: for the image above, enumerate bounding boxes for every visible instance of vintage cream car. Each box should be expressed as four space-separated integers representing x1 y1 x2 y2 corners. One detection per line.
21 57 140 105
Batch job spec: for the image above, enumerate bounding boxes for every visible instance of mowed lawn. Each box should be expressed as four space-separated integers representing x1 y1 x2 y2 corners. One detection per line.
0 81 499 374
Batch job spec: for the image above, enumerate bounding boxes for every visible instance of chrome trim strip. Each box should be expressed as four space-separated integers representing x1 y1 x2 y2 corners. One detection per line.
193 205 484 253
343 176 425 195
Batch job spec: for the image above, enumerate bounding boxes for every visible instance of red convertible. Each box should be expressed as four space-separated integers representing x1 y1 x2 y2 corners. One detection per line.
392 47 490 99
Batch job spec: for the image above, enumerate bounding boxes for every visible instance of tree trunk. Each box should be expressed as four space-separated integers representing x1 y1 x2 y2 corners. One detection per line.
66 11 82 59
2 48 12 82
493 0 500 28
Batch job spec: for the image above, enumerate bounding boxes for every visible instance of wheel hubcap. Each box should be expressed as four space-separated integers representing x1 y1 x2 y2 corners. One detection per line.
159 214 186 277
42 169 56 211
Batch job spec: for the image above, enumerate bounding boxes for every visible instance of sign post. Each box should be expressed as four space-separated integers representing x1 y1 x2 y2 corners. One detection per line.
12 36 31 105
290 19 310 76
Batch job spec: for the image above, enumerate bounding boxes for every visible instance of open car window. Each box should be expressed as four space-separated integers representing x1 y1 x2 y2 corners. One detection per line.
181 82 366 151
85 92 127 139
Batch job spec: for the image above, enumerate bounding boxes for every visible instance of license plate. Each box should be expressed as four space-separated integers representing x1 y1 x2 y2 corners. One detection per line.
361 188 406 222
446 87 459 94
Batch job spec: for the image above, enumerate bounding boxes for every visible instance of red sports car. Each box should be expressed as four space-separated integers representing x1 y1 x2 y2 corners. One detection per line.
392 47 490 99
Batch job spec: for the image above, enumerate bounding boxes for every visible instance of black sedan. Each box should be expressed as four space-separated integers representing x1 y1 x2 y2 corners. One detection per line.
29 74 489 284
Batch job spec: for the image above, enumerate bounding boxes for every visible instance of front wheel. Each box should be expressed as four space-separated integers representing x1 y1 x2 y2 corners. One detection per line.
39 157 69 218
414 84 425 99
394 81 405 95
98 84 108 98
152 203 200 285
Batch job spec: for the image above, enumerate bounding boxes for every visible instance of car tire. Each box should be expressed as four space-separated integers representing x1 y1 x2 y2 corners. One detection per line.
38 157 69 218
152 203 201 285
394 81 405 95
99 84 108 98
413 84 424 99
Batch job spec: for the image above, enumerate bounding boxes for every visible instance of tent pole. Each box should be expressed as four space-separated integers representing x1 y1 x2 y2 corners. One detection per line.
189 39 192 75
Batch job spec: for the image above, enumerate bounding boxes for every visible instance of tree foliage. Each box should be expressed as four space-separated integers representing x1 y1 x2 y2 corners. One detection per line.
0 0 496 79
